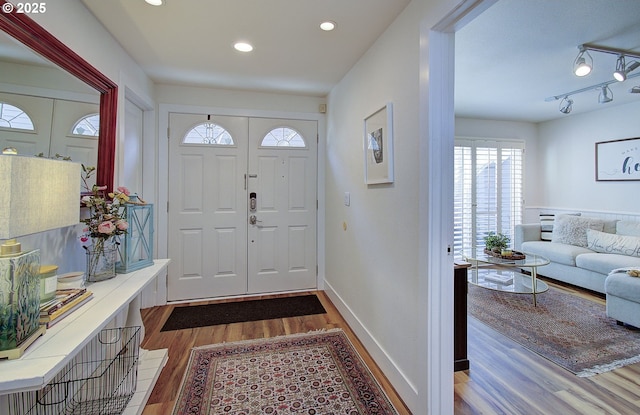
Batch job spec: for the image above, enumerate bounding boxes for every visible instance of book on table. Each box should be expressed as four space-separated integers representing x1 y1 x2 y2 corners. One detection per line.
483 272 513 285
39 289 94 327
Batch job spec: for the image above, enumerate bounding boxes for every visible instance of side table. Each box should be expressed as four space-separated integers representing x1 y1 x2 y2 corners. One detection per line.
454 261 470 371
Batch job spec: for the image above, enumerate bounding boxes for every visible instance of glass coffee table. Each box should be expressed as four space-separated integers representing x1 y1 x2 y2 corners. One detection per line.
464 252 550 306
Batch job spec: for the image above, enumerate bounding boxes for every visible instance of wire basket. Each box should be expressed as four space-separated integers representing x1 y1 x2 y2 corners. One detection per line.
9 326 141 415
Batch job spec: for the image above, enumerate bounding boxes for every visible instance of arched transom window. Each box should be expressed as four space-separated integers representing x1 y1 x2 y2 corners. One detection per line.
72 113 100 136
261 127 306 148
0 101 35 131
184 122 234 145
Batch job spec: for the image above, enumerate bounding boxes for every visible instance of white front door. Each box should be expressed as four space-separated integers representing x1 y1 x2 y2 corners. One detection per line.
168 113 249 301
247 118 318 294
167 114 317 301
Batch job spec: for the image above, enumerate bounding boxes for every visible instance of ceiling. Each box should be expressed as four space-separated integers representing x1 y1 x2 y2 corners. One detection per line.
455 0 640 123
80 0 411 97
5 1 636 124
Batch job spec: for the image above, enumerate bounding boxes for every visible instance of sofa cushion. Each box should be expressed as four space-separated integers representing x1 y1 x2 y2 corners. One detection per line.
552 215 605 247
605 272 640 303
521 241 593 266
539 212 581 241
576 253 640 275
617 221 640 237
587 229 640 257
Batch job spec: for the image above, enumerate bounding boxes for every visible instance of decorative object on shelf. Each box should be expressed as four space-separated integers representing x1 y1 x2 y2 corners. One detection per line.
364 102 394 184
116 195 154 273
0 154 80 357
80 165 129 282
84 238 118 282
38 265 58 303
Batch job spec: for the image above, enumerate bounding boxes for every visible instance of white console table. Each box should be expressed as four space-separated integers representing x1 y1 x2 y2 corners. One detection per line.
0 259 170 415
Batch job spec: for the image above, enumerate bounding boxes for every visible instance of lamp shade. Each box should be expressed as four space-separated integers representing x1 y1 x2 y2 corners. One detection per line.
0 156 80 241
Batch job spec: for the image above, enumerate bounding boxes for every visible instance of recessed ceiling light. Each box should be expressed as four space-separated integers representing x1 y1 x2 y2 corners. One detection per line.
234 42 254 53
320 21 336 31
145 0 164 5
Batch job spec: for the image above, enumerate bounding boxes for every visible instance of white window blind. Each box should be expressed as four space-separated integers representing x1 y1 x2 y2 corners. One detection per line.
454 138 524 260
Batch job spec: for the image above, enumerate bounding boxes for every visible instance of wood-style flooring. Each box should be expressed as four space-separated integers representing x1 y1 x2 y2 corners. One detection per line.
455 278 640 415
141 282 640 415
140 291 412 414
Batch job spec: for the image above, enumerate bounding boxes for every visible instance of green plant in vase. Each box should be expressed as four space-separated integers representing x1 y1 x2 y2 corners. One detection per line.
483 231 511 255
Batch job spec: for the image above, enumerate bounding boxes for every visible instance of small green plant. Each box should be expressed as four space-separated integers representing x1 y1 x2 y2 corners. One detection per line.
484 231 510 252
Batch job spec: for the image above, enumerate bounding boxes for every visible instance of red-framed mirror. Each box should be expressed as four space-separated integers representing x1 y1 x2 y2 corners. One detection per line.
0 0 117 192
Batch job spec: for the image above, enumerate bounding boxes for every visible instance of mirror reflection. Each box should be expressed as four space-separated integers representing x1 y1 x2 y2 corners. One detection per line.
0 29 100 186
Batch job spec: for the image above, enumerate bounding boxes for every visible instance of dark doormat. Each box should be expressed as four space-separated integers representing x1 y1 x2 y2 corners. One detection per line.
160 294 326 332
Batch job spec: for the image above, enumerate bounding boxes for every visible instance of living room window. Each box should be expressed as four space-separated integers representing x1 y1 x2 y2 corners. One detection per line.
454 138 524 260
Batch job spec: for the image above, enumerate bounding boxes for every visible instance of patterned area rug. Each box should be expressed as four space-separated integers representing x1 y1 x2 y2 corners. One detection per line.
172 329 399 414
468 284 640 377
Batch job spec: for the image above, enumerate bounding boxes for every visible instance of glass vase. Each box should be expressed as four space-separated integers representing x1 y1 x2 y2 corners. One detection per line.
85 238 117 282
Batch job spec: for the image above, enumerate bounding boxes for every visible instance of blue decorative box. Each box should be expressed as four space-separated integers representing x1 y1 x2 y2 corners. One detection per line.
116 201 154 273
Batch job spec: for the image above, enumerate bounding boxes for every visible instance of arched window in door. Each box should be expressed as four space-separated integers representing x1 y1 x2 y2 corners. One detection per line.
0 101 35 131
184 122 234 145
260 127 306 148
72 113 100 136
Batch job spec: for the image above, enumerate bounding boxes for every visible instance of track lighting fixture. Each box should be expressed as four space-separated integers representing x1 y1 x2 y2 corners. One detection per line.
613 57 640 82
598 85 613 103
559 96 573 114
573 44 640 78
629 85 640 94
573 47 593 77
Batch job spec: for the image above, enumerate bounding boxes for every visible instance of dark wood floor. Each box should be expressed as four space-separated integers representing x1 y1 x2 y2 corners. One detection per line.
455 278 640 415
140 291 412 414
140 282 640 415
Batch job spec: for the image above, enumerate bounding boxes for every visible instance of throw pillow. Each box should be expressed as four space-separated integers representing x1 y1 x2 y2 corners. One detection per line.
587 229 640 257
539 212 581 241
617 221 640 237
552 215 604 247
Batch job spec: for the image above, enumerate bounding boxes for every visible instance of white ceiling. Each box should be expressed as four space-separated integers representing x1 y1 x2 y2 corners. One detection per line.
80 0 411 97
6 0 636 124
455 0 640 123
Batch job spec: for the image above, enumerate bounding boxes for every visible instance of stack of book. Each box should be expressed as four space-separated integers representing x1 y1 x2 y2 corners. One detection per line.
39 288 94 328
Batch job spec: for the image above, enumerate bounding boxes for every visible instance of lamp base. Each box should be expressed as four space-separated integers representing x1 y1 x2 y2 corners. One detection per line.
0 325 46 360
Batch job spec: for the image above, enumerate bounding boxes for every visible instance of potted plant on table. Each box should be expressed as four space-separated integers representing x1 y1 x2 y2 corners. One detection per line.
483 231 511 257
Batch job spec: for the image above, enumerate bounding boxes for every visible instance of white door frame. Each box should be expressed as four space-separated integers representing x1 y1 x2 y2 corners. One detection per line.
422 1 497 413
157 103 326 300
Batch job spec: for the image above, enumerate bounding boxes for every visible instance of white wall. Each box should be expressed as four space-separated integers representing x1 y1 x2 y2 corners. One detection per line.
325 0 458 412
537 101 640 216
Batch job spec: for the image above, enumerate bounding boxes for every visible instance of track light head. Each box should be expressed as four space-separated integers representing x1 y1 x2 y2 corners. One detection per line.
614 55 627 81
559 96 573 114
574 49 593 77
616 60 640 82
598 85 613 103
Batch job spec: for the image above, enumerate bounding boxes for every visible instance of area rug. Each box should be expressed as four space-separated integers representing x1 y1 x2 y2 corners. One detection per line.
172 329 399 414
161 294 326 332
468 284 640 377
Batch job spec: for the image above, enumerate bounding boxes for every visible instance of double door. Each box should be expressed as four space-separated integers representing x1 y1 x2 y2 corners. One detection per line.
167 113 317 301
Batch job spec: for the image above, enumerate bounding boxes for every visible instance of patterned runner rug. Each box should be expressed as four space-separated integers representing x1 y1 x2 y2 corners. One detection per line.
468 284 640 376
172 329 399 414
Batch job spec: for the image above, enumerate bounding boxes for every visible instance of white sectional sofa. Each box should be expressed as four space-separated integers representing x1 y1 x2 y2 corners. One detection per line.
515 215 640 294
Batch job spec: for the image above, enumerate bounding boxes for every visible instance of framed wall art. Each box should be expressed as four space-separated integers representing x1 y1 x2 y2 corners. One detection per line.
363 103 394 184
595 137 640 181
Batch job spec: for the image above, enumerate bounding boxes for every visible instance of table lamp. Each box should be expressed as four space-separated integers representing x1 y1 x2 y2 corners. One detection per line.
0 153 80 358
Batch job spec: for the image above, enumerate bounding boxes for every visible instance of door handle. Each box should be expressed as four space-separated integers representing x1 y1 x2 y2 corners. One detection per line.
249 215 263 226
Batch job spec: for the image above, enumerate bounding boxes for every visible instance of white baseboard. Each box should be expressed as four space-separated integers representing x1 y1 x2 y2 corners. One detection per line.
323 281 418 413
